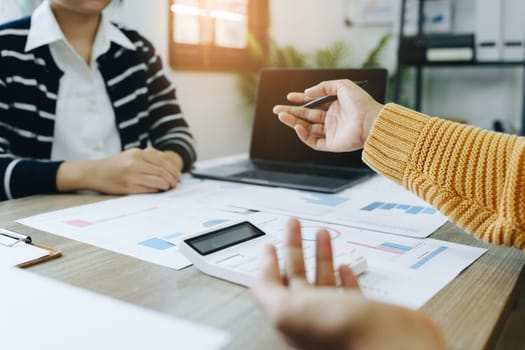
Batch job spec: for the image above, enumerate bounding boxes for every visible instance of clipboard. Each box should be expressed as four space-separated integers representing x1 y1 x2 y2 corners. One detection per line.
0 228 61 268
17 243 61 268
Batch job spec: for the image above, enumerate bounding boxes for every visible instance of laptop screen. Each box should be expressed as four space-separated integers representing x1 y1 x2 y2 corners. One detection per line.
249 68 387 169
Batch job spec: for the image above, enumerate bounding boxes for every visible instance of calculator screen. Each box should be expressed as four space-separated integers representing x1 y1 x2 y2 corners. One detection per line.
185 222 266 255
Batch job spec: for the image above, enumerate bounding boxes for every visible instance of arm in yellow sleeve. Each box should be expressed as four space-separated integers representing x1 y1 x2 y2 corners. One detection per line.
363 103 525 250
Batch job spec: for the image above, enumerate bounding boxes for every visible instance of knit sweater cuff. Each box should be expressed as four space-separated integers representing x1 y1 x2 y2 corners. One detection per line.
362 103 430 184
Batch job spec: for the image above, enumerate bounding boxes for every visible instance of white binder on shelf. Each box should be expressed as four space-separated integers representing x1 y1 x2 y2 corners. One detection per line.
501 0 525 61
475 0 502 61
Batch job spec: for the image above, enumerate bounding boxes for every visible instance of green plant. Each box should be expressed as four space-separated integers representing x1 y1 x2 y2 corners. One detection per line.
238 32 391 106
362 33 392 68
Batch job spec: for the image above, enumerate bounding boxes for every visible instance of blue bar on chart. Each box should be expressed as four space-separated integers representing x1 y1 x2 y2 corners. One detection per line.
380 242 412 253
346 240 413 254
138 237 176 250
406 206 423 214
410 246 448 269
360 201 437 215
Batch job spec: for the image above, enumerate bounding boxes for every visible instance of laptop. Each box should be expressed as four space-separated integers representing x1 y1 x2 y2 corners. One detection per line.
191 68 388 193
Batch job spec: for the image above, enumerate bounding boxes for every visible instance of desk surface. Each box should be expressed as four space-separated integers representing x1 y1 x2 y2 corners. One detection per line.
1 194 524 350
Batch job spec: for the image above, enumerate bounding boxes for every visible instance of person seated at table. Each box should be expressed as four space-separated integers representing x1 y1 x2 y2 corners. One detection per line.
0 0 196 201
251 79 524 349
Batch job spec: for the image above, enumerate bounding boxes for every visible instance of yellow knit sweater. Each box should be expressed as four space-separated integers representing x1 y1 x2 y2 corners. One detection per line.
362 103 524 251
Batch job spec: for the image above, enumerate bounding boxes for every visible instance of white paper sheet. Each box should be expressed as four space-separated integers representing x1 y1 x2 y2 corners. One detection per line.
18 177 252 269
246 212 485 309
229 182 448 238
16 172 485 310
0 241 49 267
0 267 229 350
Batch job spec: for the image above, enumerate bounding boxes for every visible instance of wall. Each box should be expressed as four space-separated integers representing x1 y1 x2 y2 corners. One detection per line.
111 0 523 159
110 0 395 160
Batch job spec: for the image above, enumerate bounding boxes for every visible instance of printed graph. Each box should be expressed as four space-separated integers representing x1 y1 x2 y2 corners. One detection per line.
137 217 233 251
64 206 159 227
360 201 437 215
346 240 412 254
300 193 349 207
347 240 448 269
410 246 447 270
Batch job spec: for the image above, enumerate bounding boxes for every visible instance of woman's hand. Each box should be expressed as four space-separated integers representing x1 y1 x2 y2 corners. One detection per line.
56 147 183 194
273 79 383 152
251 218 448 350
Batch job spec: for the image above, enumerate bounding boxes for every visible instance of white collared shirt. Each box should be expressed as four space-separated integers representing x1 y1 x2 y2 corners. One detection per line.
26 0 135 161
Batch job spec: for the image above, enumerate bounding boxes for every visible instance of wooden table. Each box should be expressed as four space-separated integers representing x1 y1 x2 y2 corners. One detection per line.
1 194 523 350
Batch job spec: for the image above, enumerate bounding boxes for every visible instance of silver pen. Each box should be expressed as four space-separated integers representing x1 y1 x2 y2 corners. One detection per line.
0 227 32 245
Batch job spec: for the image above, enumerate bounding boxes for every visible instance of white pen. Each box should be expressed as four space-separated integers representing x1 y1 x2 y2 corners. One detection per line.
0 227 32 244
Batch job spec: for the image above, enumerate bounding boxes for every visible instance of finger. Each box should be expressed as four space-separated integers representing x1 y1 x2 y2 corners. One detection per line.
338 264 360 289
294 125 328 152
121 183 164 195
277 112 329 152
143 148 181 176
259 244 283 284
134 173 173 191
286 92 309 104
284 218 308 287
315 229 336 286
309 124 326 138
250 245 288 318
139 152 179 187
277 111 313 131
278 113 326 140
304 79 348 98
150 151 181 176
286 92 335 110
273 105 326 124
162 150 184 175
147 165 178 188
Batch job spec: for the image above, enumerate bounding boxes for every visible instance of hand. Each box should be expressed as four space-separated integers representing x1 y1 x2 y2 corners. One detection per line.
251 218 448 350
273 80 384 152
56 147 183 195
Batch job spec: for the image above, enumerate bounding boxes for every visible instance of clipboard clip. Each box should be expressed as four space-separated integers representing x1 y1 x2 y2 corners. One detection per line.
0 228 32 247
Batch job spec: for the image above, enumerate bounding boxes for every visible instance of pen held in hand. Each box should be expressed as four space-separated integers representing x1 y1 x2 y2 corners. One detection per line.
301 79 368 109
301 95 338 108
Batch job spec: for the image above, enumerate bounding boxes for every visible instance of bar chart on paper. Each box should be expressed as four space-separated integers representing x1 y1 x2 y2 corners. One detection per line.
139 233 183 251
361 201 438 215
17 196 246 270
346 238 448 270
229 187 448 238
250 212 485 309
347 239 413 254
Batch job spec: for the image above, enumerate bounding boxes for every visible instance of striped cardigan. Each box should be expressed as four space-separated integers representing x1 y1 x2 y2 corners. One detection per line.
0 17 196 201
